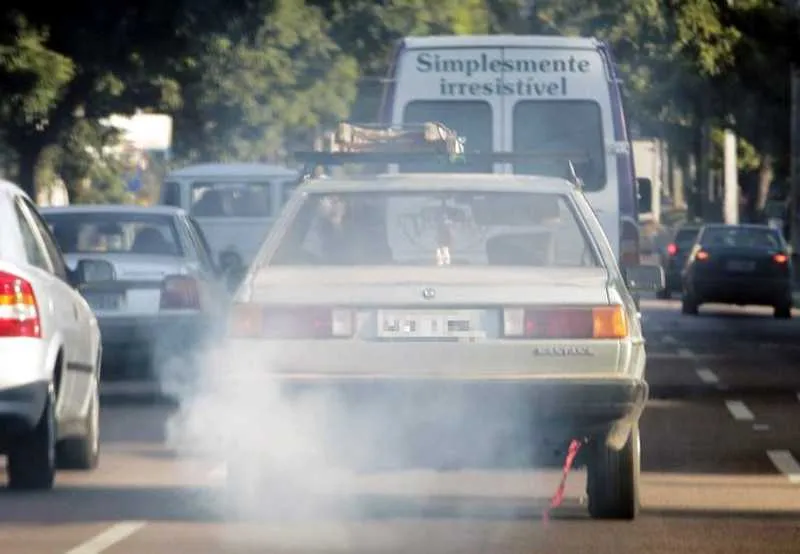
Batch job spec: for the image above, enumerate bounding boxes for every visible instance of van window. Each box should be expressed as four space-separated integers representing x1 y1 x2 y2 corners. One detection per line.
512 100 606 192
162 181 182 207
401 100 493 173
190 182 273 217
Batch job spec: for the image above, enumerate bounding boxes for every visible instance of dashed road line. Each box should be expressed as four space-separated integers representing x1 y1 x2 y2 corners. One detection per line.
677 348 693 358
662 335 677 345
725 400 755 421
695 368 719 384
753 424 770 432
65 521 146 554
766 450 800 484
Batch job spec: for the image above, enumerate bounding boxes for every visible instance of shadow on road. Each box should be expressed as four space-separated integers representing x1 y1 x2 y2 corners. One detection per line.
1 485 798 524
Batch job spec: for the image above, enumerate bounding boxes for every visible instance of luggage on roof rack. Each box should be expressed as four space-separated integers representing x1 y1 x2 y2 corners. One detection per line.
320 122 464 156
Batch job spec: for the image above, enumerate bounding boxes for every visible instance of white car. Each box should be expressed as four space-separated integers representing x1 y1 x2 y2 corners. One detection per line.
41 205 230 385
0 180 105 489
222 172 663 520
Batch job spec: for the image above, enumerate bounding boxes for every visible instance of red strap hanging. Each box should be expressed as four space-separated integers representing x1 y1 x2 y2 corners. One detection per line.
542 439 583 524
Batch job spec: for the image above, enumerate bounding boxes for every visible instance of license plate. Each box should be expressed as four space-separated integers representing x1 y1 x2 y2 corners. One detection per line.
726 260 755 272
377 310 483 339
84 292 124 311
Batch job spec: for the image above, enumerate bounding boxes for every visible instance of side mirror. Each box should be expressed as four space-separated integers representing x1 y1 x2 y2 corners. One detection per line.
636 177 652 214
624 264 664 293
71 259 116 287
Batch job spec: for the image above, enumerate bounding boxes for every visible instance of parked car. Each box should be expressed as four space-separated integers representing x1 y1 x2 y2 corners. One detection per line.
0 179 105 489
41 205 229 382
656 224 701 299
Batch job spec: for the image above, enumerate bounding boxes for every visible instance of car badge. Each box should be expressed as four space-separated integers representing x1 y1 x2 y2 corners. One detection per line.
421 287 436 300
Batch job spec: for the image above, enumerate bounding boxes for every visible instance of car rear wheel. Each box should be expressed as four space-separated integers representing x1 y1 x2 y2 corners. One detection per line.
586 425 640 520
681 293 699 315
774 303 792 320
7 389 56 490
656 287 671 300
56 385 100 470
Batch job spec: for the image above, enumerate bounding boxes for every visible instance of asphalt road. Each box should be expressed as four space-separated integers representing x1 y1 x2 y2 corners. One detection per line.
2 298 800 553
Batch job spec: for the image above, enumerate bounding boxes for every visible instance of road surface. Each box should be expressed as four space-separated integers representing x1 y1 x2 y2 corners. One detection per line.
1 299 799 554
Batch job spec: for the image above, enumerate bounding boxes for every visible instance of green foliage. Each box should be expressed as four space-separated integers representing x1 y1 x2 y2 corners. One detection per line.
172 0 359 162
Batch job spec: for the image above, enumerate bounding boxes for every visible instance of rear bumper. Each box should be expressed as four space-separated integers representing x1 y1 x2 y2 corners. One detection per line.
0 381 48 449
98 313 217 378
215 373 648 448
690 277 791 304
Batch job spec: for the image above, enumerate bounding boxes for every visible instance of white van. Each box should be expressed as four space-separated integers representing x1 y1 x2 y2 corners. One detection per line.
159 163 300 279
378 35 642 267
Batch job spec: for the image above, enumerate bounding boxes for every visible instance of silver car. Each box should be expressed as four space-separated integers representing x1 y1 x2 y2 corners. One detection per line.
220 172 663 520
0 180 104 490
41 205 229 384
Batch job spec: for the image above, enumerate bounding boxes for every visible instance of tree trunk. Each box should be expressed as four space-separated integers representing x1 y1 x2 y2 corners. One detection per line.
15 144 42 199
755 153 774 217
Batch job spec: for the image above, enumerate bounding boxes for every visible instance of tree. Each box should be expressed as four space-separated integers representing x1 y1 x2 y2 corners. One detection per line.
311 0 494 121
0 0 262 197
170 0 359 163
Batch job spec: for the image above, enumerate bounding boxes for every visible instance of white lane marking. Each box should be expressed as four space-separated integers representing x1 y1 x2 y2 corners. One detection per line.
695 368 719 384
767 450 800 484
677 348 693 358
753 424 770 432
65 522 146 554
662 335 677 345
725 400 755 421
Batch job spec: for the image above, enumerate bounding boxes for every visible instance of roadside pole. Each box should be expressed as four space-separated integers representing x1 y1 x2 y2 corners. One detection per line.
723 128 739 224
790 65 800 255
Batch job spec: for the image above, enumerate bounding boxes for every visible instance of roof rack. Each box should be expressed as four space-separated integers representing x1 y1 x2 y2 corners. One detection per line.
292 121 591 187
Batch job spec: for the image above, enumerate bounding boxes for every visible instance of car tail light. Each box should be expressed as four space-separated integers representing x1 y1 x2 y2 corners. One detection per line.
227 304 354 339
773 253 789 264
0 271 41 338
666 243 678 256
620 220 640 267
502 306 627 339
160 275 201 310
695 250 709 261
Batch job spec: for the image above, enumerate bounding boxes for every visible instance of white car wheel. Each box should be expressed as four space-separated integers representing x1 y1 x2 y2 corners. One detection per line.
56 384 100 470
7 389 56 490
587 425 640 520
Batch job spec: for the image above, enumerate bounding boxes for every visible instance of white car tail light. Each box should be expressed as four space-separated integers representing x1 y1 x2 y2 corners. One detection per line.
160 275 202 310
502 306 627 339
0 271 41 338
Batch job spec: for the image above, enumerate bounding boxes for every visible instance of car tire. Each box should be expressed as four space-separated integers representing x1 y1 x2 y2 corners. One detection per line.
587 425 640 520
56 385 100 470
681 293 699 315
774 303 792 320
7 388 57 490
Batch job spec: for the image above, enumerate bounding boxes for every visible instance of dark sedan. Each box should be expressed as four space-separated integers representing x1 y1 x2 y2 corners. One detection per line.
681 223 793 318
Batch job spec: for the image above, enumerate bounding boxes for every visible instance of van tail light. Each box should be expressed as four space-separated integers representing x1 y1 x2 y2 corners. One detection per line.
620 220 640 267
160 275 201 310
773 253 789 264
502 306 628 339
0 271 41 338
666 243 678 256
227 304 354 339
695 250 709 261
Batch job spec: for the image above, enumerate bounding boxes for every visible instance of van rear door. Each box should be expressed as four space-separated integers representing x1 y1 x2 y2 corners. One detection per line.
500 45 620 256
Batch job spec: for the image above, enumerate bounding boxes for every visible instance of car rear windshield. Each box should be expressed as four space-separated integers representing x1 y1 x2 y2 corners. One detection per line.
190 181 274 217
268 190 601 268
700 226 782 250
43 212 183 256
